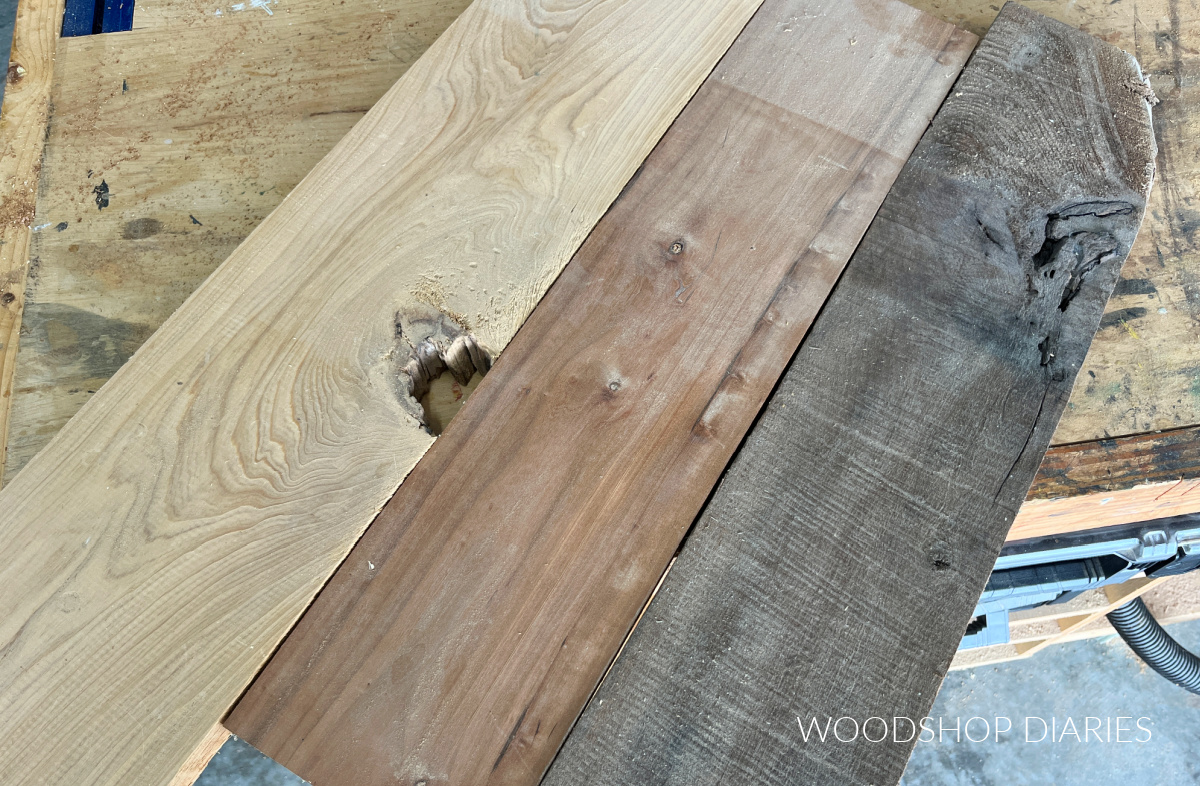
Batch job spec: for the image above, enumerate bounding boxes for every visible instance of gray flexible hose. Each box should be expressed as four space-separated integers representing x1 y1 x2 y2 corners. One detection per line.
1107 597 1200 695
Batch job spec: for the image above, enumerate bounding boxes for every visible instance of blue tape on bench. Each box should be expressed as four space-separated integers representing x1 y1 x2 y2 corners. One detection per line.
61 0 134 36
102 0 134 33
61 0 100 36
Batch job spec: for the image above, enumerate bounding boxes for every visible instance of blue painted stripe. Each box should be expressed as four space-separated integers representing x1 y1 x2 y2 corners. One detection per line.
62 0 135 36
61 0 101 36
101 0 135 33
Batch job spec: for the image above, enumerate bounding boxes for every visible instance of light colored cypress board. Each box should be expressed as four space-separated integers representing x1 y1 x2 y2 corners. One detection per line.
165 724 229 786
0 0 768 782
542 4 1157 785
4 0 475 481
225 2 972 784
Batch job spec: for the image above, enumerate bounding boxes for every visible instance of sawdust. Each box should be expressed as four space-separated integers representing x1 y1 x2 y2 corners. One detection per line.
0 165 40 229
412 276 472 333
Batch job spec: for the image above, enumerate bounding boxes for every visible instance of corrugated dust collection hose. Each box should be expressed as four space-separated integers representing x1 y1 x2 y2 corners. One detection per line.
1107 597 1200 695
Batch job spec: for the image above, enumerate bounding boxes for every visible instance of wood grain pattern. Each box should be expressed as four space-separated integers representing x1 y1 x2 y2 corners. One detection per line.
1012 482 1200 540
4 0 1194 535
0 0 66 480
908 0 1200 445
1031 426 1200 498
912 0 1200 546
1007 426 1200 539
225 2 972 784
165 724 229 786
0 1 768 783
5 0 472 481
543 5 1156 785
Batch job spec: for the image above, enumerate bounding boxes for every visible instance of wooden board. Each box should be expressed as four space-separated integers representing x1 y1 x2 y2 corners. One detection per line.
542 5 1157 785
1011 425 1200 539
1033 426 1200 498
3 0 1197 539
910 0 1200 536
0 0 768 782
165 724 230 786
4 0 473 480
904 1 1200 446
0 0 66 483
224 3 972 784
907 0 1200 542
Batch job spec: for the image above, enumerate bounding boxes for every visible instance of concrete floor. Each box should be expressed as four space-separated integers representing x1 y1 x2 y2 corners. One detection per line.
901 619 1200 785
2 3 1199 785
193 620 1200 785
196 740 306 786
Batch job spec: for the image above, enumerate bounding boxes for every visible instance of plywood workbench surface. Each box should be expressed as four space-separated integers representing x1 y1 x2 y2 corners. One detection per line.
0 2 1197 539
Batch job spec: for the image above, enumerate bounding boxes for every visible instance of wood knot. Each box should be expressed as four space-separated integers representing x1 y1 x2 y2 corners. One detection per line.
401 334 490 403
393 307 492 431
1124 75 1159 107
7 63 25 84
927 540 953 573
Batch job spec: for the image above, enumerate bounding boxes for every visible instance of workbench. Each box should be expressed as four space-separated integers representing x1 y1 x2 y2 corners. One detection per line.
0 0 1198 743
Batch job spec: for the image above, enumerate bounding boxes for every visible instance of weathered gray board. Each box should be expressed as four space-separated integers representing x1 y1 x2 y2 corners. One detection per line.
542 4 1157 785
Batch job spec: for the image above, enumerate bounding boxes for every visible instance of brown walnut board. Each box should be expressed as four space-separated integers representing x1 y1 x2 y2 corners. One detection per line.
542 4 1154 786
225 1 971 784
